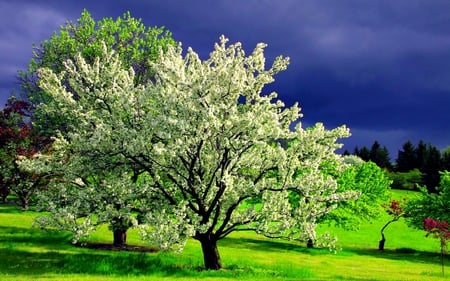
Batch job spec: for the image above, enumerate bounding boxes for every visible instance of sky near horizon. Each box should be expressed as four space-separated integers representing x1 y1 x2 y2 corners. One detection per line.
0 0 449 157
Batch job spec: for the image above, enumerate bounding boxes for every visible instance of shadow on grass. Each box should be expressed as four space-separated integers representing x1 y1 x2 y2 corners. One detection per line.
0 202 25 214
220 236 326 255
0 247 203 277
0 246 316 279
0 226 71 249
0 225 250 278
0 225 200 277
221 236 446 267
0 226 314 279
344 247 446 266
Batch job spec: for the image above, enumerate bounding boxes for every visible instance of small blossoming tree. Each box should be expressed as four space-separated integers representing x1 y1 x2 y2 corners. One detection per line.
423 218 450 276
25 36 360 270
378 199 406 251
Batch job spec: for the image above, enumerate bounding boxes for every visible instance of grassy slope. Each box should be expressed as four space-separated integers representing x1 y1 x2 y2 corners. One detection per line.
0 190 448 281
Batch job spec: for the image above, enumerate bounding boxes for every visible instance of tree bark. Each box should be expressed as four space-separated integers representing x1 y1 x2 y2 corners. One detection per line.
0 184 9 203
379 219 397 251
20 197 29 211
198 233 222 270
113 229 127 246
378 233 386 251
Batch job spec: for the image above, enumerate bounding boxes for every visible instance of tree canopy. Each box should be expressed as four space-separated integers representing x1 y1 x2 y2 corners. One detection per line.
324 157 391 230
405 171 450 229
21 35 360 270
19 9 175 137
15 10 176 246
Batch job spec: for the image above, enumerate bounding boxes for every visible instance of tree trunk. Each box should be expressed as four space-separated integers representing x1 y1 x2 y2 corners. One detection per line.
113 229 127 246
20 197 29 211
378 232 386 251
0 180 9 203
0 185 9 203
198 233 222 270
379 219 397 251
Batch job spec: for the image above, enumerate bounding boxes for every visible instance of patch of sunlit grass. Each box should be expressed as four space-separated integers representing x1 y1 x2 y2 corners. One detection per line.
0 190 449 280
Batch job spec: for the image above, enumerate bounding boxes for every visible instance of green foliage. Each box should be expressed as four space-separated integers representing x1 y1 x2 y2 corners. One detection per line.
323 158 391 229
405 171 450 229
442 146 450 171
15 10 175 244
394 140 442 193
388 168 423 190
19 9 175 137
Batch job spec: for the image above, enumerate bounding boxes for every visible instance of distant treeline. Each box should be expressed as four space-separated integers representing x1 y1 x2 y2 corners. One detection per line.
343 140 450 193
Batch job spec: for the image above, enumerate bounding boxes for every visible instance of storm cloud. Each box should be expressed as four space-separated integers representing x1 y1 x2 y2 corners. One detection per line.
1 0 449 156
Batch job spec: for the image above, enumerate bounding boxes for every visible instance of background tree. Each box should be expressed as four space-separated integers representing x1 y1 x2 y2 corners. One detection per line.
17 10 175 245
395 141 417 172
393 140 443 192
353 146 370 162
442 147 450 172
19 9 175 137
30 36 359 270
421 144 441 193
415 141 427 171
404 171 450 230
352 141 392 170
387 168 422 190
369 141 392 170
24 155 148 246
322 157 391 231
351 139 449 191
0 97 47 209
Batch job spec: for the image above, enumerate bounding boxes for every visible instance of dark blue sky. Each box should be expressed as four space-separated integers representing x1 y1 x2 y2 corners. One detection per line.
1 0 450 158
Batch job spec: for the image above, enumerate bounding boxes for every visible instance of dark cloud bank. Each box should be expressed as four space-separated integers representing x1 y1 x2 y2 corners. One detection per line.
1 0 449 157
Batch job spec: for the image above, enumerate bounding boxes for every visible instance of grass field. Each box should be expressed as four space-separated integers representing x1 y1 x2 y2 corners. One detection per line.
0 189 448 280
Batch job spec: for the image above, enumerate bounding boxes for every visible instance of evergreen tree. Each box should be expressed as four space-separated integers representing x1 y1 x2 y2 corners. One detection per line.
354 146 370 162
441 147 450 172
342 149 351 156
416 140 427 171
369 141 391 170
422 144 441 193
396 141 416 172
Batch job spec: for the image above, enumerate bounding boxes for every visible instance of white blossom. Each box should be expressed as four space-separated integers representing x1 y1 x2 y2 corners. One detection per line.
31 37 360 256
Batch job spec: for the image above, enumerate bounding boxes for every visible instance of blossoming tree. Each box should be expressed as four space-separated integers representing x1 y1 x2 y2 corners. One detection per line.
378 199 406 251
25 36 360 269
20 9 175 138
0 98 48 209
423 218 450 276
17 10 175 245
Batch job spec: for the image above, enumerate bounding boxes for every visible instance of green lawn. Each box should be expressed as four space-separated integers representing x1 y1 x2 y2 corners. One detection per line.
0 190 448 280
